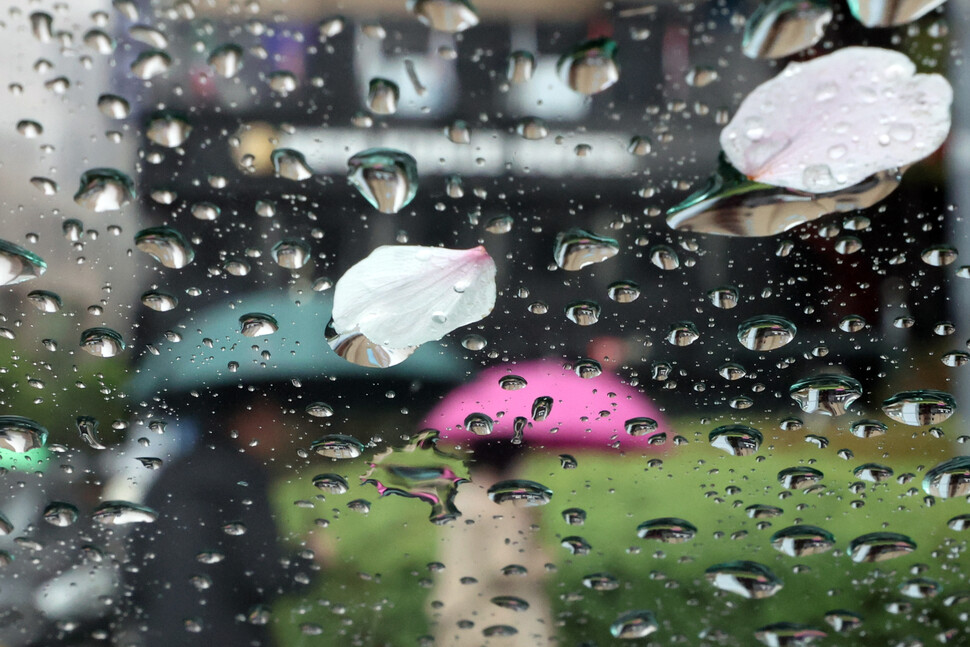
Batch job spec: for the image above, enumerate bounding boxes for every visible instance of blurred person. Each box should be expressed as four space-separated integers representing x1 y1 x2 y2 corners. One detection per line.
122 389 308 647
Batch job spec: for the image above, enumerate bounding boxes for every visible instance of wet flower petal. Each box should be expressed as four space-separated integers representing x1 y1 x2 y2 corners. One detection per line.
332 245 497 348
720 47 952 194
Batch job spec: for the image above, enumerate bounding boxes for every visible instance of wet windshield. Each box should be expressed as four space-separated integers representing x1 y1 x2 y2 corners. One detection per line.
0 0 968 646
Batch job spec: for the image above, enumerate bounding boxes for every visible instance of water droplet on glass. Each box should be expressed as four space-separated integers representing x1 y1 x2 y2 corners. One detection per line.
709 425 762 456
239 312 278 337
573 358 602 379
564 300 600 326
789 374 863 416
686 65 718 87
557 37 619 95
742 0 833 59
607 280 640 303
667 321 699 346
516 117 548 140
738 315 796 351
705 561 782 599
921 245 958 266
74 168 135 212
306 403 334 418
583 572 618 590
130 50 171 80
271 239 312 270
93 500 158 525
882 390 956 426
146 111 192 148
708 286 739 309
771 525 835 557
487 479 552 506
922 457 970 499
850 419 887 438
778 466 824 489
507 50 535 84
824 610 863 633
610 610 658 639
407 0 479 32
849 532 917 563
854 463 894 483
80 327 125 358
746 504 784 519
498 375 527 391
718 362 746 380
755 623 827 647
367 78 400 115
0 416 48 453
26 290 61 313
43 502 79 527
553 228 619 271
325 319 415 368
77 416 106 450
461 334 486 351
312 473 349 493
347 149 418 214
637 517 697 543
84 28 116 54
267 71 298 94
650 245 680 270
464 412 494 436
208 43 244 78
97 94 130 119
311 434 364 459
135 227 194 269
272 148 314 181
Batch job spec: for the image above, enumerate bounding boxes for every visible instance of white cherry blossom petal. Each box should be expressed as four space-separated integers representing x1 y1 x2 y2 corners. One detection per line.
720 47 952 194
332 245 497 349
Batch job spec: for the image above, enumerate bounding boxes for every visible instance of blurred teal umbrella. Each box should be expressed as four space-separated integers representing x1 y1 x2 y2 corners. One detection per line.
128 288 469 400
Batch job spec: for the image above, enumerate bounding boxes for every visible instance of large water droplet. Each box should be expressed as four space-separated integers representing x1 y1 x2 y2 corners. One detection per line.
74 168 135 212
27 289 61 313
407 0 479 33
239 312 279 337
311 434 364 459
636 517 697 543
77 416 106 450
610 610 658 639
755 623 827 647
347 149 418 214
93 500 158 525
367 78 400 115
97 94 130 119
705 561 782 599
271 239 312 269
208 43 244 78
771 525 835 557
742 0 833 59
80 327 125 358
135 226 195 269
778 466 824 489
463 412 494 436
0 416 48 453
312 473 349 493
271 148 314 181
130 50 172 80
709 425 762 456
608 280 640 303
325 318 415 368
853 463 893 483
848 532 916 562
487 479 552 506
564 300 600 326
824 610 862 633
922 456 970 499
507 50 535 84
882 390 956 426
789 374 862 416
557 37 619 95
44 502 79 527
847 0 947 27
553 228 619 271
0 241 46 286
738 315 796 351
141 290 178 312
146 111 192 148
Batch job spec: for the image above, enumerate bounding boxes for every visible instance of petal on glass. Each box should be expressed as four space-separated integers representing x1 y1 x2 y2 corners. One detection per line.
332 245 497 349
720 47 952 194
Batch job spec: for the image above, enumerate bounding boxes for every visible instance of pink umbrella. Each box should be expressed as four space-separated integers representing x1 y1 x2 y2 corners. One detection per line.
422 359 669 451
